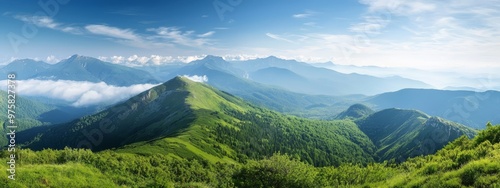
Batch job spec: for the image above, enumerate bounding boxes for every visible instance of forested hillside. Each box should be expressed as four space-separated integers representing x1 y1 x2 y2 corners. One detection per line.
3 124 499 187
0 90 55 146
356 108 476 161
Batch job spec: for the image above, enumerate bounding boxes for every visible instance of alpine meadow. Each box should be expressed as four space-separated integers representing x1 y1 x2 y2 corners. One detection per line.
1 0 500 187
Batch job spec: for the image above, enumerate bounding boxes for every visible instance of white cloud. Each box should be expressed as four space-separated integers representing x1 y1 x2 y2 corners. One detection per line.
303 22 317 27
292 10 317 18
97 55 126 64
359 0 436 15
85 24 140 41
45 55 59 64
99 54 273 65
176 55 206 63
349 16 390 35
221 54 264 61
15 15 58 28
408 2 436 13
182 75 208 83
61 26 80 33
198 31 215 38
246 0 500 88
147 27 214 47
149 55 173 65
98 55 206 66
293 14 311 18
14 15 82 34
12 15 215 50
35 16 58 28
266 33 295 43
0 79 158 107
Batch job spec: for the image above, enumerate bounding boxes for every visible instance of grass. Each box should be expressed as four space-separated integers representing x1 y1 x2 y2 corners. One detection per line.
0 163 117 188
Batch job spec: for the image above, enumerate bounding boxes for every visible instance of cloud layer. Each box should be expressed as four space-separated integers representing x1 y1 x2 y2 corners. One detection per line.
97 55 206 66
182 75 208 83
0 79 158 107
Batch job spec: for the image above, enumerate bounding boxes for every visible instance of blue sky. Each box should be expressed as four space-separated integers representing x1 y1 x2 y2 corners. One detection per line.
1 0 499 75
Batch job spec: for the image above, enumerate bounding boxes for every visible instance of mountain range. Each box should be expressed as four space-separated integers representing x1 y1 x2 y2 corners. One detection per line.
1 55 159 86
3 55 429 119
3 54 430 95
231 56 431 96
18 77 476 166
367 89 500 129
2 55 496 128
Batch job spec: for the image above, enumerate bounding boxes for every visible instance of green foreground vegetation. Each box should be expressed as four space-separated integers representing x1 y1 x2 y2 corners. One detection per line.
2 123 499 187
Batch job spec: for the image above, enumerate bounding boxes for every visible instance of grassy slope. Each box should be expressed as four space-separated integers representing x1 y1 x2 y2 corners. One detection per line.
367 123 500 187
1 163 117 188
118 77 377 166
2 124 499 187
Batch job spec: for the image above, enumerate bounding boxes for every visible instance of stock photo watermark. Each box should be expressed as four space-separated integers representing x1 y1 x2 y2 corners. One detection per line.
8 0 70 53
6 74 16 180
213 0 242 21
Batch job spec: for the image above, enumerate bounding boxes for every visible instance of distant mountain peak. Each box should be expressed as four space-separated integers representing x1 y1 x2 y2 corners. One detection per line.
59 55 109 68
193 55 227 65
265 55 280 60
65 54 86 62
10 58 48 64
202 55 224 61
261 56 292 62
189 55 233 70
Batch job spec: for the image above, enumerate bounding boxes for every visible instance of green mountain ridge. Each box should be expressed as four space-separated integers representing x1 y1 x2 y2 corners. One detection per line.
18 76 376 166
